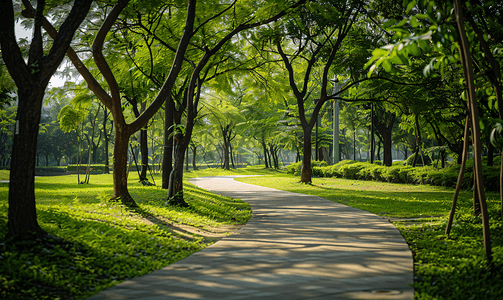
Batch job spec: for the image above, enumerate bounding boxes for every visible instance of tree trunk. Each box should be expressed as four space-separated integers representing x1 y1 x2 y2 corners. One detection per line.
446 116 470 236
192 145 198 170
353 130 356 161
223 133 230 170
455 0 491 262
162 98 174 189
382 130 393 166
230 144 235 169
103 109 110 174
139 128 148 181
111 129 137 207
7 90 46 238
262 142 269 168
301 128 312 183
168 133 188 207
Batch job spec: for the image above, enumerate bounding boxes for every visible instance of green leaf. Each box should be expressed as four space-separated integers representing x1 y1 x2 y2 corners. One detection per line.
383 19 398 28
410 16 421 28
406 1 417 14
382 60 393 72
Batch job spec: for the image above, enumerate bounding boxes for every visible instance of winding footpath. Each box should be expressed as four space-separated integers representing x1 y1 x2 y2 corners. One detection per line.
88 176 413 300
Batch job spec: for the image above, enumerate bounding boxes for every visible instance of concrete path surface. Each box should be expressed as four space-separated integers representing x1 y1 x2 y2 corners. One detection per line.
88 176 413 300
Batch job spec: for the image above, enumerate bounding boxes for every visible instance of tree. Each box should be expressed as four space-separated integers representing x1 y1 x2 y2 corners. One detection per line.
58 105 86 183
32 0 196 206
365 0 499 262
266 0 362 182
0 0 93 237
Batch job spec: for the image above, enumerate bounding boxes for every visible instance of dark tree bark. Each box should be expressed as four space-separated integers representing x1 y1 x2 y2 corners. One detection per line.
262 142 269 168
162 96 174 189
373 108 395 166
191 144 198 170
103 108 111 174
455 0 491 262
1 0 92 238
446 116 470 236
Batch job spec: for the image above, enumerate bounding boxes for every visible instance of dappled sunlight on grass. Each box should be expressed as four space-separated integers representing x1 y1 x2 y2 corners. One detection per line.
0 171 252 299
237 176 478 218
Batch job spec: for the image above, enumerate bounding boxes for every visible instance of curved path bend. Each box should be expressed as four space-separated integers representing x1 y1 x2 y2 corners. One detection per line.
89 176 413 300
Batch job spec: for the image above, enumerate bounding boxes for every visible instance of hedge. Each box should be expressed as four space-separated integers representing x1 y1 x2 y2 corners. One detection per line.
286 159 500 191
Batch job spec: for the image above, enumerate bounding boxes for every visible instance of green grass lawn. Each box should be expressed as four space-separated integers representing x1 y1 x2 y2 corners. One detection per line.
237 175 479 218
0 171 252 299
0 170 9 181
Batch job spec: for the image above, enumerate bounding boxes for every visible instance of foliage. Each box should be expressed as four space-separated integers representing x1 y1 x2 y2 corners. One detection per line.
35 167 68 174
288 159 501 191
66 164 108 173
396 208 503 299
0 173 252 299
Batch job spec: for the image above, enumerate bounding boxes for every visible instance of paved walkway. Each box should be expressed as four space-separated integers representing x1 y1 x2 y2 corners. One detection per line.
88 176 413 300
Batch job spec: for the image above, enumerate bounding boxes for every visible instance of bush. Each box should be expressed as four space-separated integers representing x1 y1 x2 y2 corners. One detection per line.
339 162 367 180
288 158 501 191
382 165 415 184
67 164 108 174
285 162 302 175
286 161 328 176
35 166 68 173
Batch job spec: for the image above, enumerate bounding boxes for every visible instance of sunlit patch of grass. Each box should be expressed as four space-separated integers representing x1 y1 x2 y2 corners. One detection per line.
0 172 251 299
0 170 9 181
237 175 477 218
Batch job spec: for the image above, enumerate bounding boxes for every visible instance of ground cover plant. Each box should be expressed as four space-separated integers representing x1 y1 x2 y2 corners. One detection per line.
287 159 502 191
0 172 252 299
238 174 503 299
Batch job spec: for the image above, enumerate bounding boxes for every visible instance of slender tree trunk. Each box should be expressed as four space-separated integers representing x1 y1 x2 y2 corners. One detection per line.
223 133 230 170
446 116 470 235
353 130 356 161
139 128 148 181
301 127 312 183
192 145 198 170
230 144 235 169
456 0 491 262
7 90 46 238
162 98 174 189
262 142 269 168
103 109 110 174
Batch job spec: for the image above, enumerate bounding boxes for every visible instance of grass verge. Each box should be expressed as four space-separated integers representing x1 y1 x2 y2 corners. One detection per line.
0 172 252 299
237 175 503 300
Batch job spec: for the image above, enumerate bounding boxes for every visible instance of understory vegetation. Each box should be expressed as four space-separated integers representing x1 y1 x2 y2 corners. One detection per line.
0 173 251 299
238 174 503 300
287 158 502 191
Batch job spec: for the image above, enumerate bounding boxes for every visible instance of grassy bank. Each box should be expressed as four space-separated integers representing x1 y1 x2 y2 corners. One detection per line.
237 175 503 299
0 172 253 299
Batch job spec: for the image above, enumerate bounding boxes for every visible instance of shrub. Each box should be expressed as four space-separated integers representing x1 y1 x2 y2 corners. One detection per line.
339 162 367 180
382 165 415 184
67 164 108 174
35 166 68 173
286 161 328 176
286 162 302 175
